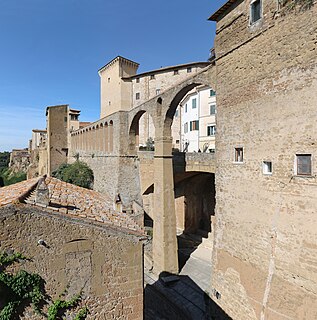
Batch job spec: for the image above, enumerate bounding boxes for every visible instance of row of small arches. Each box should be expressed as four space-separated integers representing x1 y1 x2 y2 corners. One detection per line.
71 121 114 152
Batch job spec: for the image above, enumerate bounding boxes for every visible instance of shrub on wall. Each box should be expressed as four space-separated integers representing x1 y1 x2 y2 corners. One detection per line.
0 251 88 320
52 162 94 189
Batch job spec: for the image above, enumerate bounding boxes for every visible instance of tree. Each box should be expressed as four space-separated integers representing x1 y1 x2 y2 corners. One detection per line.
52 162 94 189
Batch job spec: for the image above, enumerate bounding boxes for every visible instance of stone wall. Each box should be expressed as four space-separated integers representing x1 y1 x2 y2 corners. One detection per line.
212 1 317 319
70 111 143 210
0 205 143 319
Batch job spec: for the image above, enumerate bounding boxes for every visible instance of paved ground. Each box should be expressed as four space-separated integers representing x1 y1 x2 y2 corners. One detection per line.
178 233 213 294
144 232 232 319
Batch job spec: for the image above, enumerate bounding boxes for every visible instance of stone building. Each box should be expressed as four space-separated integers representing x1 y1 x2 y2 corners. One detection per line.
209 0 317 319
0 177 144 319
27 109 89 179
31 129 47 150
27 129 47 179
99 56 210 147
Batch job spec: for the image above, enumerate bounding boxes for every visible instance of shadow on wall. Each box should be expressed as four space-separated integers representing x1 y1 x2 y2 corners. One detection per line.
144 272 232 320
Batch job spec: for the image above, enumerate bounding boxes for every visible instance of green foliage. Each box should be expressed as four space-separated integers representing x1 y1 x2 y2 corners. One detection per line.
51 163 70 181
74 307 89 320
0 153 23 187
0 169 27 187
52 161 94 189
47 294 81 320
0 252 26 271
0 252 46 319
0 251 88 320
0 152 10 170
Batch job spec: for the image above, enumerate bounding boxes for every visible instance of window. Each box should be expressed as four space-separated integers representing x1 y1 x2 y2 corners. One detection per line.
184 122 188 133
187 67 192 73
263 161 272 175
296 154 312 176
136 78 140 83
185 104 187 113
150 74 155 80
210 104 216 115
234 147 243 163
108 101 111 105
192 98 197 109
207 125 216 136
136 92 140 100
210 90 216 97
156 89 160 95
175 109 178 117
176 139 180 144
174 70 179 75
250 0 262 24
108 77 111 83
190 120 199 131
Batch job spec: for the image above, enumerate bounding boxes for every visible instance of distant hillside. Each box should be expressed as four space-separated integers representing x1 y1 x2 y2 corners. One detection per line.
0 152 26 187
0 152 10 170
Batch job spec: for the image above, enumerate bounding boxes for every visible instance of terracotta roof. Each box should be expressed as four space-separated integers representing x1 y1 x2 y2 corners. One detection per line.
98 56 140 74
0 178 39 207
208 0 239 21
79 122 91 128
32 129 47 133
0 177 144 236
124 61 210 80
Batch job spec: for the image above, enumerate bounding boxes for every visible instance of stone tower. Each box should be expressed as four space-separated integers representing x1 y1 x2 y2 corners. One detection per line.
99 56 139 118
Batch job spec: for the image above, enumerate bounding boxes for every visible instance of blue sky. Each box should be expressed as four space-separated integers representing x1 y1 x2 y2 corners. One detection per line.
0 0 227 151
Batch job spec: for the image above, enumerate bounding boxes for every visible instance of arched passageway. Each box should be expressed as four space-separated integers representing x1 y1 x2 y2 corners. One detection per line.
129 110 155 155
152 81 218 275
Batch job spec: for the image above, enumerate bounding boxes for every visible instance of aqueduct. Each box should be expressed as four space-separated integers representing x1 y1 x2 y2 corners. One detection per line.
70 64 216 274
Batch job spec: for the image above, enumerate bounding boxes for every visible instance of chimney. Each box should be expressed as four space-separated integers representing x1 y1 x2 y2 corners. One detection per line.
35 175 49 206
114 193 122 212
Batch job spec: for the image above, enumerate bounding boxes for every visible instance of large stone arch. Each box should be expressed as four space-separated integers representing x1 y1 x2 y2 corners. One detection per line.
164 83 201 136
148 66 216 275
128 110 155 155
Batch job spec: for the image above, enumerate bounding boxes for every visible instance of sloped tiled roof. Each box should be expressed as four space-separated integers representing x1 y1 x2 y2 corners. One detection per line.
208 0 239 21
0 177 144 236
0 178 39 206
